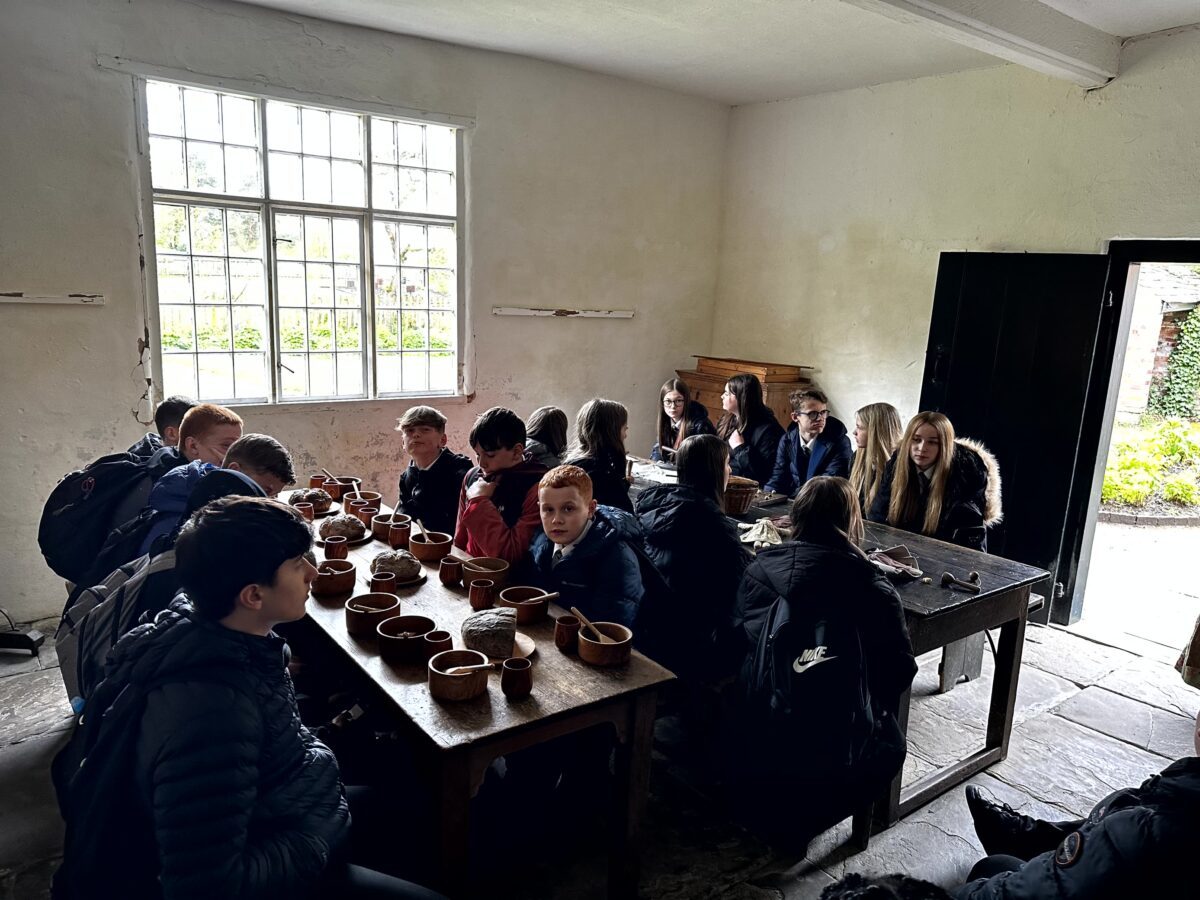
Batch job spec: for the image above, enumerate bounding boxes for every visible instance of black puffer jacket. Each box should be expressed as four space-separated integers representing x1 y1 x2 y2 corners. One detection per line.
565 449 633 512
728 410 786 487
107 600 349 899
954 756 1200 899
636 483 750 678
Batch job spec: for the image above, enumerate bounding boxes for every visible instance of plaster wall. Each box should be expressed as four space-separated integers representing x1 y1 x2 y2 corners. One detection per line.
712 27 1200 425
0 0 728 621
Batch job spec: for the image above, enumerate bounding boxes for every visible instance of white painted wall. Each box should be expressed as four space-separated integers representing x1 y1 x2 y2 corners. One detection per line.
0 0 728 621
712 27 1200 427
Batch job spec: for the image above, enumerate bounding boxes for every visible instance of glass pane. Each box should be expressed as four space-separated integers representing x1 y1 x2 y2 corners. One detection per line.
308 309 333 351
277 261 307 306
427 171 455 216
332 218 360 263
162 353 197 399
303 155 331 204
274 213 303 259
429 351 455 392
224 146 261 197
400 268 426 308
335 310 361 350
156 256 192 303
399 224 427 266
186 141 224 192
397 168 426 213
195 306 232 351
375 310 399 351
427 125 456 170
301 107 330 157
371 119 396 163
146 82 183 137
396 123 423 165
309 353 335 397
190 206 225 256
430 311 455 350
266 101 301 152
159 306 195 352
427 226 456 268
234 353 268 400
280 308 307 351
377 352 400 392
401 353 429 393
229 259 265 304
227 210 262 257
149 136 186 190
335 265 360 308
306 263 334 306
154 204 189 254
401 310 428 349
304 215 333 261
428 268 455 308
331 159 364 207
222 95 257 146
232 305 266 350
193 257 228 304
372 164 398 210
281 353 308 397
373 221 399 265
330 112 362 159
268 151 303 201
183 89 221 142
375 266 399 308
198 354 235 400
337 352 363 395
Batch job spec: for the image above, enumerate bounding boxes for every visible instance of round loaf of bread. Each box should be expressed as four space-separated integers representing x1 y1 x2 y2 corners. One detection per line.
318 513 367 540
290 487 333 513
370 549 422 581
461 608 517 659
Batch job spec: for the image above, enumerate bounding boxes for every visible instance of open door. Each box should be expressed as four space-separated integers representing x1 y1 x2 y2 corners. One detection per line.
919 252 1113 622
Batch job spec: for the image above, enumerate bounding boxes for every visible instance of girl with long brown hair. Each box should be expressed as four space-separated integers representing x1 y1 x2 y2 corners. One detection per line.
716 373 784 486
566 398 634 512
652 378 716 461
848 402 903 513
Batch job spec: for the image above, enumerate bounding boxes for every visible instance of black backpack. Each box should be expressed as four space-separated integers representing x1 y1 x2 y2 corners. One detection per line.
39 447 185 584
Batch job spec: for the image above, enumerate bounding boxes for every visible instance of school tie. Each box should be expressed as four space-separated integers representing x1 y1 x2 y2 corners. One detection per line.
552 548 564 568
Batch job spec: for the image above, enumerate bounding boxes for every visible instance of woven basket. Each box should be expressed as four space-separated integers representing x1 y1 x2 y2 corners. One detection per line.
724 476 759 516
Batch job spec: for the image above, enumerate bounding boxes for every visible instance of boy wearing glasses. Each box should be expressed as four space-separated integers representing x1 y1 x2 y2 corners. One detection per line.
764 389 853 498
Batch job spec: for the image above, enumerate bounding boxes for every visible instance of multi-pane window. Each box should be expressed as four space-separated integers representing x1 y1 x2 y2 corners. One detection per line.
144 79 460 403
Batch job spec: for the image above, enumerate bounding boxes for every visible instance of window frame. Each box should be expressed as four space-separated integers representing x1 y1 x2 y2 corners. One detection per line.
134 74 466 407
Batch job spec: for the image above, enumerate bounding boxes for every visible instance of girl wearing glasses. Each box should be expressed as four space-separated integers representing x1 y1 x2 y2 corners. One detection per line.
717 373 785 487
651 379 716 462
868 411 1002 551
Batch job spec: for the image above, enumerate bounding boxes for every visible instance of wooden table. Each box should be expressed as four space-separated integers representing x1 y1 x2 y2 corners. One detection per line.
303 514 675 899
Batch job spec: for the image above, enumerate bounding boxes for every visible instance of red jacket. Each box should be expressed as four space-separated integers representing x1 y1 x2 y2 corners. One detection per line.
453 460 547 564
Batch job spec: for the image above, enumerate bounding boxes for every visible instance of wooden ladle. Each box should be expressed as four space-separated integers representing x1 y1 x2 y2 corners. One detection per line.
571 606 615 644
445 662 497 675
414 518 428 539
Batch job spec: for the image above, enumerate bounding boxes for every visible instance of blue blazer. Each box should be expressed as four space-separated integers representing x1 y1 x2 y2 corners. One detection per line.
764 416 853 498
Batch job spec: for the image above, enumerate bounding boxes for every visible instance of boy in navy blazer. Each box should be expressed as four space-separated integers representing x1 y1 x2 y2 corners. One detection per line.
764 390 853 498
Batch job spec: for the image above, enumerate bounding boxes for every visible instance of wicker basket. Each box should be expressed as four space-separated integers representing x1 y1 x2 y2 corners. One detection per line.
724 476 760 516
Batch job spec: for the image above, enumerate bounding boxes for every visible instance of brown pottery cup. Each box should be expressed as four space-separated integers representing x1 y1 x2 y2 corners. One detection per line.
439 557 463 587
501 657 533 700
346 499 369 519
357 506 379 528
388 522 412 550
370 572 397 594
372 512 401 541
324 535 349 560
468 579 495 611
309 474 327 489
554 615 581 654
294 502 314 522
423 629 453 659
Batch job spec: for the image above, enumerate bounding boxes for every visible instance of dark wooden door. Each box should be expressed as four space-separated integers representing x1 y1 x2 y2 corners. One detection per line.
919 252 1111 622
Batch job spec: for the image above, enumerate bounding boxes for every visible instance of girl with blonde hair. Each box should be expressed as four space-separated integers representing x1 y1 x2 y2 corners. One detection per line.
849 402 903 512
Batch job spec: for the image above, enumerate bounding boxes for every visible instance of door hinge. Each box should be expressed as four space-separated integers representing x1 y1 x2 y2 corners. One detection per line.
1053 581 1065 599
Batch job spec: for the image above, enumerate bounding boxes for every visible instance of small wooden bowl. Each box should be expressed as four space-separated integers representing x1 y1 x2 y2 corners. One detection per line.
497 586 550 625
343 490 382 506
321 476 362 501
463 556 510 588
377 614 437 665
577 622 634 667
428 649 490 701
372 512 410 541
344 592 402 637
312 559 357 596
409 531 453 562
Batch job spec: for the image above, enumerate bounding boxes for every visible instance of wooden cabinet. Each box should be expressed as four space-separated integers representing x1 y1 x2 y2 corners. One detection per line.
675 356 813 428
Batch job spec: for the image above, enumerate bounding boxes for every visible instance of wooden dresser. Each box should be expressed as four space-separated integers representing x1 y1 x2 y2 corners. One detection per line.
675 356 814 428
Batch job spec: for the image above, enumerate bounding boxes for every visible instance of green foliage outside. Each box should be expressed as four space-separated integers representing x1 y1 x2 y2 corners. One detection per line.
1148 307 1200 420
1102 417 1200 508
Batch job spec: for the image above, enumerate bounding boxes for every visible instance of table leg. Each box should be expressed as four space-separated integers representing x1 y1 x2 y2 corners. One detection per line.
872 687 912 831
609 692 657 900
986 598 1028 756
436 752 472 899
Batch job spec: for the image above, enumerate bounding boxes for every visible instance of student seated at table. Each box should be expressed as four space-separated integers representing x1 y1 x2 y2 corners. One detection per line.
126 395 196 457
764 389 853 498
454 407 549 565
717 373 785 487
636 434 749 679
52 496 445 900
725 476 916 847
395 405 472 536
524 405 569 469
565 398 635 512
651 378 716 462
849 401 903 513
529 465 644 627
868 411 1002 551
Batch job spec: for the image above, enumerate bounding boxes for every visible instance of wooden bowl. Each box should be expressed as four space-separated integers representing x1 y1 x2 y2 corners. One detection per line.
312 559 357 596
377 614 437 665
463 556 510 588
427 649 490 701
409 531 453 562
321 476 362 501
344 592 401 637
497 586 550 625
372 512 410 541
343 490 382 507
577 622 634 667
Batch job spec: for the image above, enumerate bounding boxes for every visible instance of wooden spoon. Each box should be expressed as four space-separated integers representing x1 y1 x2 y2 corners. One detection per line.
414 518 428 539
445 662 496 675
571 606 615 644
320 466 338 483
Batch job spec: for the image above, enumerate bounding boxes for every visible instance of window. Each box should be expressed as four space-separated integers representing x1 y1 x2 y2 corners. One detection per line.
143 79 460 403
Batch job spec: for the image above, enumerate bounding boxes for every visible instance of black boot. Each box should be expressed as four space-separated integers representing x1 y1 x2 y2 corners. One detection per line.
965 785 1080 860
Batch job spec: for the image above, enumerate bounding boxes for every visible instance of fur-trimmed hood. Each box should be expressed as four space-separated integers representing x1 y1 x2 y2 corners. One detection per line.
954 437 1003 526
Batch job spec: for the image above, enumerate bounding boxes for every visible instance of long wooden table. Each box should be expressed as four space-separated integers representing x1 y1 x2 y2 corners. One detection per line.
301 505 674 899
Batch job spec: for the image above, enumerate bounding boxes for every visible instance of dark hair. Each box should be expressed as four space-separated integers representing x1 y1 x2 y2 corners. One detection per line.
819 873 953 900
527 406 568 456
175 497 312 620
574 399 628 460
789 476 864 551
717 373 771 440
657 379 696 455
154 396 196 435
469 407 526 452
676 434 728 509
223 433 296 487
789 388 829 412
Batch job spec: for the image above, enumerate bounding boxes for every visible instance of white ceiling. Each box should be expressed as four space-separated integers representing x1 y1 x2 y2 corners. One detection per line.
1039 0 1200 38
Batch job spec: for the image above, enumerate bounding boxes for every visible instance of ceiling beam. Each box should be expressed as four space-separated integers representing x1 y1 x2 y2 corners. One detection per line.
842 0 1120 87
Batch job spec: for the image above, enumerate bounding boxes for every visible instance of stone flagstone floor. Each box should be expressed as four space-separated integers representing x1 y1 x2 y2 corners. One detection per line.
0 614 1196 898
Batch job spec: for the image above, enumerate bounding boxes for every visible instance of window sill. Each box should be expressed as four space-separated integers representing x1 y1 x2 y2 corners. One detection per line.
226 393 469 415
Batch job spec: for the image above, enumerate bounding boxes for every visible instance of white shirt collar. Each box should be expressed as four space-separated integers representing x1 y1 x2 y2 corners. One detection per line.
553 518 594 562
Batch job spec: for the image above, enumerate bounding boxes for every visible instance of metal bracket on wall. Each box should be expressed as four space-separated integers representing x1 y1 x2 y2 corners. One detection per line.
491 306 634 319
0 292 105 306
